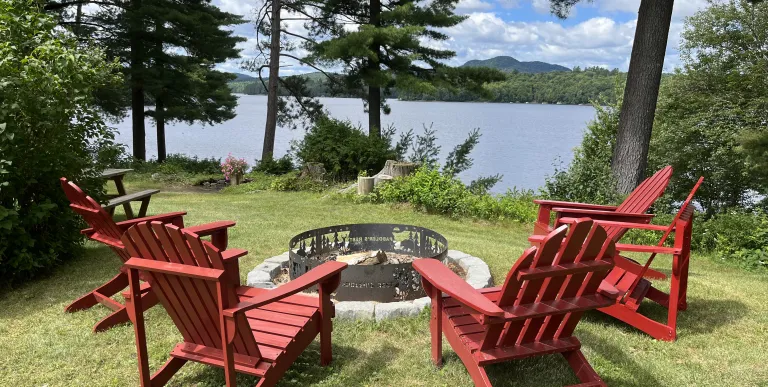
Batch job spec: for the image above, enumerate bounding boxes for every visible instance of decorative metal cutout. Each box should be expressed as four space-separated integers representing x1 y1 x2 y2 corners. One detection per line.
289 224 448 302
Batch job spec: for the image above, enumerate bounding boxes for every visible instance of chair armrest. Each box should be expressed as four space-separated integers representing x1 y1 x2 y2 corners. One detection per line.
223 261 347 317
553 208 654 223
82 211 188 234
221 248 248 262
534 199 618 211
184 220 236 236
558 218 669 231
614 243 680 255
413 259 504 317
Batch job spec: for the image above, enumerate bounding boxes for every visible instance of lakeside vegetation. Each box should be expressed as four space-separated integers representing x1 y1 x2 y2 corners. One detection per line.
229 67 623 105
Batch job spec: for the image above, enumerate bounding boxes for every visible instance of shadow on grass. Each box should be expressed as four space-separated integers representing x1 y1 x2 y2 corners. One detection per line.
583 296 747 339
178 342 396 386
578 329 663 387
0 245 121 319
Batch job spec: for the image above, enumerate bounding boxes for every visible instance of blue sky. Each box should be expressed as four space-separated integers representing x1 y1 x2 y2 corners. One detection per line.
214 0 711 76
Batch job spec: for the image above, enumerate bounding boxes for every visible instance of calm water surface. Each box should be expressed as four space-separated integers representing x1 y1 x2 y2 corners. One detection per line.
113 95 596 192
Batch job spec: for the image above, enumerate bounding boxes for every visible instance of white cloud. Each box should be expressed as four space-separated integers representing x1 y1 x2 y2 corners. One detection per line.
498 0 521 9
531 0 551 14
456 0 494 13
596 0 708 20
216 0 707 75
442 13 637 69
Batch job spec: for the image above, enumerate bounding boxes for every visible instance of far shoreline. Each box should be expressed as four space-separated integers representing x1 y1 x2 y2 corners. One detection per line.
233 93 595 107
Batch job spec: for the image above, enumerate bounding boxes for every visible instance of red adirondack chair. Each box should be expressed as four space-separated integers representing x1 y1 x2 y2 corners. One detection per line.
531 165 673 280
560 177 704 342
414 218 619 387
60 177 241 332
121 221 347 387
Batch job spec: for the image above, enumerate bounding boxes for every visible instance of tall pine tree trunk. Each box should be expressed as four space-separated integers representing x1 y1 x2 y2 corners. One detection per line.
367 0 382 138
262 0 281 162
612 0 674 193
155 19 166 162
130 0 146 160
156 96 166 162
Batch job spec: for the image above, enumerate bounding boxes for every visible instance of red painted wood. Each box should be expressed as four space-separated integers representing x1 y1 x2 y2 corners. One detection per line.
60 177 240 332
122 221 347 386
589 177 703 341
531 166 672 243
415 219 615 386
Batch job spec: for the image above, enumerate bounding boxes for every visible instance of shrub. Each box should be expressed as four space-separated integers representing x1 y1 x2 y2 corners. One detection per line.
0 1 122 285
253 155 295 175
543 79 623 205
293 117 404 181
371 166 537 223
701 210 768 270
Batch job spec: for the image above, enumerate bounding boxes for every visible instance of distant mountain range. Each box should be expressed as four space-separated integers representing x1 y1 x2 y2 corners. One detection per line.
231 73 256 82
461 56 571 73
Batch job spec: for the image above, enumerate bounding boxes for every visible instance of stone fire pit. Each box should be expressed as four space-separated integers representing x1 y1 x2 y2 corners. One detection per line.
247 223 492 321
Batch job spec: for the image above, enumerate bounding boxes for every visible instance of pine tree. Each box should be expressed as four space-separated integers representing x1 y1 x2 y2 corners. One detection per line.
306 0 505 138
44 0 244 161
245 0 330 162
143 0 244 161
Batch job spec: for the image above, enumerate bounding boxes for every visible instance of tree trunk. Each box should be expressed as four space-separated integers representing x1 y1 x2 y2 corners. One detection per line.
130 0 146 160
262 0 281 161
155 19 166 162
156 96 166 162
367 0 382 138
612 0 674 194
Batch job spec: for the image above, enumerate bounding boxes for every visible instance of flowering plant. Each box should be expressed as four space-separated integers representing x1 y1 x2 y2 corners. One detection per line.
221 154 249 181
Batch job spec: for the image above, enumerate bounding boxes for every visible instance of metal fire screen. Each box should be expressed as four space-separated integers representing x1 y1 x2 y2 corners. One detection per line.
289 223 448 302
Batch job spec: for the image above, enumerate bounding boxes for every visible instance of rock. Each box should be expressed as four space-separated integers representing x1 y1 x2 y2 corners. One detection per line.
246 269 273 287
374 301 421 322
447 250 472 260
264 252 290 267
335 301 375 320
413 297 432 311
254 261 282 277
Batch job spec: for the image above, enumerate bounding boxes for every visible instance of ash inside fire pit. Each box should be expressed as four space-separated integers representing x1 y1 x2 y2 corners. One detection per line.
289 224 448 302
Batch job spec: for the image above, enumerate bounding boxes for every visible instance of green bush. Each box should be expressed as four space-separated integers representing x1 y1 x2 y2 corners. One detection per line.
0 1 122 285
543 79 623 204
119 153 221 175
254 155 295 175
293 117 403 181
370 166 537 223
701 210 768 270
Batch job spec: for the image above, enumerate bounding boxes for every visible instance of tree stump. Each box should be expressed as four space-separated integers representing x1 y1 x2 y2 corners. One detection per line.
300 162 326 181
391 162 418 178
357 176 375 195
381 160 398 176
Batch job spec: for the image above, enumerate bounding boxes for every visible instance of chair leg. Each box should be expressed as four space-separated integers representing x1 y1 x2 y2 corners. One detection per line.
599 304 676 341
562 349 605 386
93 290 158 332
466 365 493 387
256 375 279 387
150 357 187 386
66 272 128 312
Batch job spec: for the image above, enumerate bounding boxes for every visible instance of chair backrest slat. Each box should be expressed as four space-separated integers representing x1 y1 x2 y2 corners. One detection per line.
484 219 615 351
605 166 673 240
122 222 261 359
60 178 129 261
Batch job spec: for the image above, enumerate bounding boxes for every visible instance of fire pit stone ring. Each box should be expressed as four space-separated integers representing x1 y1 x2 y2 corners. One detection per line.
247 249 492 321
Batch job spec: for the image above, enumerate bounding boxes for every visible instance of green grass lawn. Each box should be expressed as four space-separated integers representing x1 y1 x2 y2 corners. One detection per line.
2 190 768 386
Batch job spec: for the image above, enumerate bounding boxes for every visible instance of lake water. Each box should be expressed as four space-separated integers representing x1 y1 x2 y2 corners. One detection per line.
113 95 596 193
